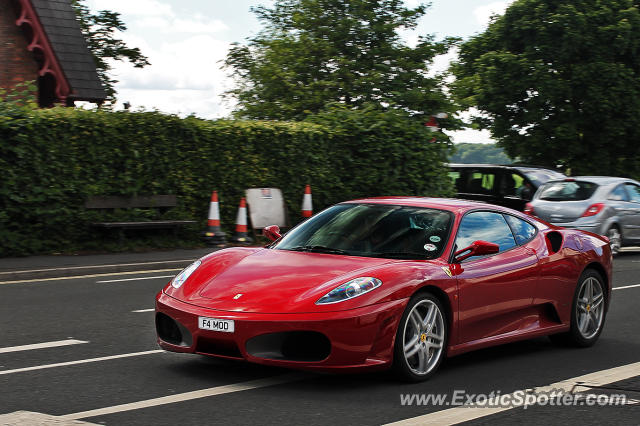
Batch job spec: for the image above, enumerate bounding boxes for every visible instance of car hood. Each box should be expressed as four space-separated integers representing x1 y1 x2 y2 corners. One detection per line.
165 247 398 313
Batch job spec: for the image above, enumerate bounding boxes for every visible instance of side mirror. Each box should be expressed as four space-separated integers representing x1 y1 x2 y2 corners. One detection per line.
262 225 282 242
454 240 499 262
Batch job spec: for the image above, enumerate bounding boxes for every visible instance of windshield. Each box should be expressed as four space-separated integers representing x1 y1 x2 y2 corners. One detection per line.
273 203 453 260
538 181 599 201
518 168 565 186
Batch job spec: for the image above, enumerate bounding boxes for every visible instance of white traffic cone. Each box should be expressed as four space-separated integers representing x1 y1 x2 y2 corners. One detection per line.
203 190 226 246
231 197 252 244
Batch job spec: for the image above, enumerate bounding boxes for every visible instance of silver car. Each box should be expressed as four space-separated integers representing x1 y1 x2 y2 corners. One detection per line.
527 176 640 255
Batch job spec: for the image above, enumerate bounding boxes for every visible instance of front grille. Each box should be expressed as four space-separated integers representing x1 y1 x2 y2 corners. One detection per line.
196 337 243 358
246 331 331 362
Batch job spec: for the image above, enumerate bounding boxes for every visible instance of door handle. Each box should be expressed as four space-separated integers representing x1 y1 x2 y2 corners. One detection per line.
525 247 536 255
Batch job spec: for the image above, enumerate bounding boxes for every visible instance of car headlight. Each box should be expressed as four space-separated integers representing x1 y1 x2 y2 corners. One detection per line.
171 260 201 289
316 277 382 305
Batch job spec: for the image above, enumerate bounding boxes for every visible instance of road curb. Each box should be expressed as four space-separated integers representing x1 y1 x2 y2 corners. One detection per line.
0 259 193 282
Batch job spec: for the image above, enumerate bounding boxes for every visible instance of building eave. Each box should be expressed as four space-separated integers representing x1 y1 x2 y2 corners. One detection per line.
15 0 72 103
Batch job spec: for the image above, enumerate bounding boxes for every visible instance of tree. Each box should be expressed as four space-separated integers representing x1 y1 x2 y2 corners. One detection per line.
0 81 37 110
306 105 455 197
449 143 512 164
452 0 640 177
225 0 457 121
71 0 150 102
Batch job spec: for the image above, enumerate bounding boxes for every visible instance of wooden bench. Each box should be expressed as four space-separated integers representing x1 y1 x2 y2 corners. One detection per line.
85 195 196 241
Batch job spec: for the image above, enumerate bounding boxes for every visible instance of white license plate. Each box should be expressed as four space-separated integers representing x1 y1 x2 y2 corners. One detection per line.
198 316 235 333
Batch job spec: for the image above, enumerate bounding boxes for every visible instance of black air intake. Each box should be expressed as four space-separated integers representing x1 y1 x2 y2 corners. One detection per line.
246 331 331 362
156 313 192 347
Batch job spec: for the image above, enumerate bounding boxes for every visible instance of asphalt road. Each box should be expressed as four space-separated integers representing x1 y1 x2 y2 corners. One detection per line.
1 253 640 425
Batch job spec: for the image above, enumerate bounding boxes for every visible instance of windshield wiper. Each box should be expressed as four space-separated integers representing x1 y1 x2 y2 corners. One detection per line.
286 245 348 255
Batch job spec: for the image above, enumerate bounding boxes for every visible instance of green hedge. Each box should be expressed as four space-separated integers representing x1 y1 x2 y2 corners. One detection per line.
0 104 453 256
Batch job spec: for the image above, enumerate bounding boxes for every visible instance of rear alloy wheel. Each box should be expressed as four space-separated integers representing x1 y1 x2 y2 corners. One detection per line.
393 293 447 381
606 226 621 256
550 269 607 347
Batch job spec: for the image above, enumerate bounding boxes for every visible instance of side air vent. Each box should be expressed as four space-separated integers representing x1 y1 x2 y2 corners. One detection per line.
545 231 563 254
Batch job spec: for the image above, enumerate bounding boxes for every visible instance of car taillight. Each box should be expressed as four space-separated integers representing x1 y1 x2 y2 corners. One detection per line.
581 203 605 217
524 203 535 216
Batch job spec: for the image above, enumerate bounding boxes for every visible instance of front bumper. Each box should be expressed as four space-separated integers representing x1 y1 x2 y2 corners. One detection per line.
155 292 406 372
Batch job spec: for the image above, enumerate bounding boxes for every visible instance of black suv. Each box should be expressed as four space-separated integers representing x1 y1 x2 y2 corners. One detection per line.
448 164 565 211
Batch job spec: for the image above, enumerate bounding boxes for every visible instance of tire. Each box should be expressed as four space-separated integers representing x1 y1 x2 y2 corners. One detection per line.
606 226 622 257
549 269 607 347
393 292 448 382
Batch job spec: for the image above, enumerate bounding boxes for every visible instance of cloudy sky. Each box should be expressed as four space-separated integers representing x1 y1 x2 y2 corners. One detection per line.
84 0 514 143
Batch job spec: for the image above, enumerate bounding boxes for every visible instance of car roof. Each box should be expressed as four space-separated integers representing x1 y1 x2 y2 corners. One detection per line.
343 196 514 214
547 176 635 185
575 176 635 184
448 163 514 169
513 166 565 174
447 163 560 173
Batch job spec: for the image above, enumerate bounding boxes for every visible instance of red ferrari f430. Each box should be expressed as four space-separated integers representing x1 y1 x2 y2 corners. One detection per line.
155 198 612 381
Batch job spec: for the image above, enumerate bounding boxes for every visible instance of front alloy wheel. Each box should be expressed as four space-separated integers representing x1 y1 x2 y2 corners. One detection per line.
394 293 447 381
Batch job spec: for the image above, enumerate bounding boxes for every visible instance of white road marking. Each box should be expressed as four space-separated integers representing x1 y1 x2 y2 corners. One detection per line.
0 350 163 376
61 373 306 420
97 275 174 283
0 259 195 276
0 269 181 285
0 411 98 425
384 361 640 426
613 283 640 290
132 308 155 313
0 339 88 354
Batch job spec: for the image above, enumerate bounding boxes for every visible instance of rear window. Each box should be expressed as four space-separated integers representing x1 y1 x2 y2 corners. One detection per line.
518 168 565 186
538 181 599 201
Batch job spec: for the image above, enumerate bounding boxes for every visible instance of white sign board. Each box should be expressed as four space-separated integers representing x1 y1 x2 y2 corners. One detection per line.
245 188 288 229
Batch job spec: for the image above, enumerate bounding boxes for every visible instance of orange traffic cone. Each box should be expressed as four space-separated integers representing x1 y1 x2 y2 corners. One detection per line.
203 191 227 246
231 197 253 244
301 185 313 218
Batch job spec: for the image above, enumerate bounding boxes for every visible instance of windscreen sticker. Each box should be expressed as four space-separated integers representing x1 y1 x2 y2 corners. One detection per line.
424 243 437 252
429 236 441 243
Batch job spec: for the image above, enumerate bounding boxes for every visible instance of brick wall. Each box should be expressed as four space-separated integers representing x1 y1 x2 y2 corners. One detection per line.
0 0 39 95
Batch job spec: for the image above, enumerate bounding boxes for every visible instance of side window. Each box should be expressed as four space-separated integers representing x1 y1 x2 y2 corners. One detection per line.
455 211 517 254
608 184 629 201
504 215 537 245
624 184 640 203
448 171 463 192
500 173 525 197
466 171 496 194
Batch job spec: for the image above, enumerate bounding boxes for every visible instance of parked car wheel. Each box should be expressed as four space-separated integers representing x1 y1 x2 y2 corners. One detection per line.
606 226 621 256
393 292 448 381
